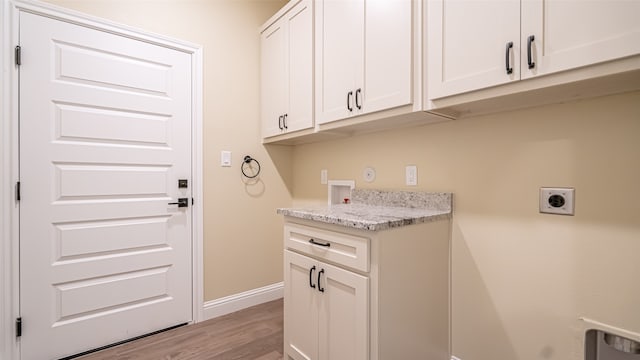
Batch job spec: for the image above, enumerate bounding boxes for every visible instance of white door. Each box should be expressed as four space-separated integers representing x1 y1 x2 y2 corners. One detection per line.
284 0 313 134
362 0 412 114
521 0 640 79
19 12 193 360
318 262 368 360
316 0 364 124
284 250 319 360
427 0 521 99
261 17 287 138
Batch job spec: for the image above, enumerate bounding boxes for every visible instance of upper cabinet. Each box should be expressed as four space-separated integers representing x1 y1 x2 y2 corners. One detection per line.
427 0 640 99
260 0 313 139
315 0 413 125
260 0 639 143
521 0 640 79
426 0 520 98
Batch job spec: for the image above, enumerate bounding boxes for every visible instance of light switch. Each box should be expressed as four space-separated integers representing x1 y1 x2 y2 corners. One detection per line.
221 151 232 167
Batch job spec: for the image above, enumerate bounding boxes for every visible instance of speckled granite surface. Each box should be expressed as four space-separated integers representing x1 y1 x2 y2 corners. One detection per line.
277 190 452 231
351 189 451 210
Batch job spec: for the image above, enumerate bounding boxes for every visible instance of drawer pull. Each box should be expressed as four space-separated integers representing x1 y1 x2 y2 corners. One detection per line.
309 239 331 247
309 265 316 288
318 269 325 292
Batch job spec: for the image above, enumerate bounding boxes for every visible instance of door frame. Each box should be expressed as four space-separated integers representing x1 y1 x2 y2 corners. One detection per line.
0 1 205 359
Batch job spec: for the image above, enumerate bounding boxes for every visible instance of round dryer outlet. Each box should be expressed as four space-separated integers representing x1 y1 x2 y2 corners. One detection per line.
539 187 575 215
363 167 376 183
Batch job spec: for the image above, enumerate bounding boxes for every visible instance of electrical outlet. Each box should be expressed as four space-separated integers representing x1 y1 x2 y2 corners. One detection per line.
320 169 328 185
406 165 417 186
540 187 575 215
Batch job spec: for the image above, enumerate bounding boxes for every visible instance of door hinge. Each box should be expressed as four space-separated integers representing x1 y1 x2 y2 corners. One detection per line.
16 317 22 337
15 181 21 201
15 46 21 66
192 198 194 205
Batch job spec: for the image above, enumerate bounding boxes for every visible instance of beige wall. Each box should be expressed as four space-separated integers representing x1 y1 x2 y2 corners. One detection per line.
292 91 640 360
43 0 291 301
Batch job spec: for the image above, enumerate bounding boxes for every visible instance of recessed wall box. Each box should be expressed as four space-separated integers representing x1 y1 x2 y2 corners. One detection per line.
328 180 355 206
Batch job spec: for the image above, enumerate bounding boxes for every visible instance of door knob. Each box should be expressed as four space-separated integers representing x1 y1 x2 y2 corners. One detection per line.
168 198 189 208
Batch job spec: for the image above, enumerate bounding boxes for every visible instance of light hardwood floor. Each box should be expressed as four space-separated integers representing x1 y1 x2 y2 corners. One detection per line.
76 299 284 360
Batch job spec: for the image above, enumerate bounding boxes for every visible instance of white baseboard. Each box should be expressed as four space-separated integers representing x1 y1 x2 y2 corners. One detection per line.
202 282 283 321
451 356 462 360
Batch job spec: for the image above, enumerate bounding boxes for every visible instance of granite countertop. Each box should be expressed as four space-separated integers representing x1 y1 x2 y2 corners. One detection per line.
277 189 452 231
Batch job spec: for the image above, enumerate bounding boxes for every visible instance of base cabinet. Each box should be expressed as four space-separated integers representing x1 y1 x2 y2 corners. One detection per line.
285 250 369 360
283 218 451 360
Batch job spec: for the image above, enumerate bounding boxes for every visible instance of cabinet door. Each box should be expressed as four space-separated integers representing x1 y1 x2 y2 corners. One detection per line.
521 0 640 79
316 0 364 124
427 0 520 99
318 262 369 360
285 0 313 133
363 0 412 114
261 19 287 138
284 250 319 360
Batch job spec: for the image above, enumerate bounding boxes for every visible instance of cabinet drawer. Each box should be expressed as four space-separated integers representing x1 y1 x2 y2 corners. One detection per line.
285 223 369 272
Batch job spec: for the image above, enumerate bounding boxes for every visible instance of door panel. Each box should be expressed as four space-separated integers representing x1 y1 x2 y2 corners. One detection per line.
54 216 171 258
316 0 363 124
427 0 520 98
54 266 171 320
54 163 170 198
286 0 313 133
363 0 412 113
19 12 192 360
521 0 640 78
284 250 318 360
261 20 287 138
55 102 171 146
54 40 172 95
318 262 369 360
